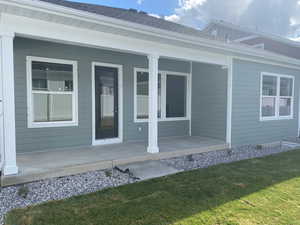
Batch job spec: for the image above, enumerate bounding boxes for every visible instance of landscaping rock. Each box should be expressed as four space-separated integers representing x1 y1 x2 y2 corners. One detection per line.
0 169 135 225
0 142 297 225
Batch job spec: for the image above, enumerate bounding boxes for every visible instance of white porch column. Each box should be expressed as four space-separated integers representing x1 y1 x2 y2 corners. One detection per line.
147 54 159 153
0 31 18 175
226 57 233 148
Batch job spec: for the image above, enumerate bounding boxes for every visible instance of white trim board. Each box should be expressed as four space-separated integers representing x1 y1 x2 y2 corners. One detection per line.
1 13 228 67
133 68 191 123
189 61 193 137
3 1 300 68
0 38 4 170
233 56 300 71
91 62 123 146
298 86 300 137
232 35 259 43
26 56 79 128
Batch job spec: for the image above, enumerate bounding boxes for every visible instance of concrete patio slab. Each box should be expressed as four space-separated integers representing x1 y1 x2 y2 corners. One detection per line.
1 136 228 186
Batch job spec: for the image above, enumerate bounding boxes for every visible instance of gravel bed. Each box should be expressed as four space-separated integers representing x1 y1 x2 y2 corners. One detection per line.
161 143 295 171
0 169 135 225
0 142 298 225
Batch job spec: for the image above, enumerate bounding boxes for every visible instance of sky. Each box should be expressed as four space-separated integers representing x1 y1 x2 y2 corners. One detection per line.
71 0 300 40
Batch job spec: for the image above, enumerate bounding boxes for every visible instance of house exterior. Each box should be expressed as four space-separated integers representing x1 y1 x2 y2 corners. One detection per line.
1 0 300 182
203 20 300 59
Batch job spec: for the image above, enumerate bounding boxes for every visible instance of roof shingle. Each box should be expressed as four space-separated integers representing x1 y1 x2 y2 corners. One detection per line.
38 0 211 39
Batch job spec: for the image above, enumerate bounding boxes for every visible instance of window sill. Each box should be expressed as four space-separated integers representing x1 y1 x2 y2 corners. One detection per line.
260 116 294 122
28 121 78 128
134 117 190 123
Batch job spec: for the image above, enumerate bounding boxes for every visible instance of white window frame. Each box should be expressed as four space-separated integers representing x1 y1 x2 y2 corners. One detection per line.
26 56 78 128
134 68 191 123
260 72 294 121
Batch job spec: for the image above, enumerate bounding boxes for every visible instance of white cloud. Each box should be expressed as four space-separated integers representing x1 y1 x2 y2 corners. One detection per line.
178 0 207 10
165 14 180 22
166 0 300 38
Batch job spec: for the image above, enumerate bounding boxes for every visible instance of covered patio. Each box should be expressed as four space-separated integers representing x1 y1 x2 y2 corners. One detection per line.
0 4 231 186
2 136 228 186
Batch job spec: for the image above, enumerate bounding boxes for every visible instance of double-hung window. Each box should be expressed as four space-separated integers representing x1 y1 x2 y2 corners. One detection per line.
260 72 294 121
134 68 190 122
27 57 78 128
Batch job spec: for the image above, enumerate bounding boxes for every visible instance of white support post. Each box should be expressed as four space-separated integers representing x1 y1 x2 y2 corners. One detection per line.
147 54 159 153
226 57 233 148
0 31 18 175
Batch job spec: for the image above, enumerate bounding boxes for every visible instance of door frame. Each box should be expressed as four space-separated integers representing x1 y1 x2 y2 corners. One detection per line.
91 62 123 146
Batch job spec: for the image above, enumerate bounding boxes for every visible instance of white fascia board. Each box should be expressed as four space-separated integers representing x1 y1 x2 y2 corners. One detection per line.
2 0 300 67
211 20 300 49
232 35 259 43
1 13 228 66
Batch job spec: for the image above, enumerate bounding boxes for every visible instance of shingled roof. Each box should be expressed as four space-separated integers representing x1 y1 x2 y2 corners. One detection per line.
38 0 211 39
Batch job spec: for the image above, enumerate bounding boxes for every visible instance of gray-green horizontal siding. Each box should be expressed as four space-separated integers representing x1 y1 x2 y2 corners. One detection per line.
232 59 300 146
191 62 227 140
14 37 190 153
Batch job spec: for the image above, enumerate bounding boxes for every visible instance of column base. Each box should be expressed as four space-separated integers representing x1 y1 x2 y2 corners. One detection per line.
147 146 159 154
2 165 18 176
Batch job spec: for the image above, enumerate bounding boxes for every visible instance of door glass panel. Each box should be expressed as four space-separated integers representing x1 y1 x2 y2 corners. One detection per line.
166 75 187 118
95 66 118 140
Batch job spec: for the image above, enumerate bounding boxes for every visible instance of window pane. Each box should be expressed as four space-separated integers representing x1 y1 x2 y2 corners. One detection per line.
136 72 161 119
279 98 292 116
280 77 293 96
32 61 73 92
166 75 186 118
262 97 276 117
33 93 72 122
262 75 277 96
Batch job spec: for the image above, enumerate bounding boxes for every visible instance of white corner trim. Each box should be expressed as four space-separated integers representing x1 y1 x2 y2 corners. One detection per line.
298 87 300 137
226 57 233 147
91 62 123 146
26 56 79 128
133 68 191 123
259 72 295 122
0 40 4 171
188 62 192 136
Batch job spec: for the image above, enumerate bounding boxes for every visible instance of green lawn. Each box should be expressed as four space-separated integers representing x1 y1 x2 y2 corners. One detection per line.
6 149 300 225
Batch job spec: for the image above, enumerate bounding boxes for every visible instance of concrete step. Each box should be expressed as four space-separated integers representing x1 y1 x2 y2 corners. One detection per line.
117 160 183 180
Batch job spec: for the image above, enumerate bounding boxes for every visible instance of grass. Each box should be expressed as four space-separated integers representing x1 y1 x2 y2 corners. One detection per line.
6 149 300 225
